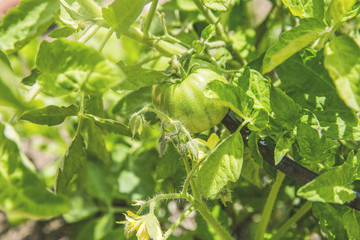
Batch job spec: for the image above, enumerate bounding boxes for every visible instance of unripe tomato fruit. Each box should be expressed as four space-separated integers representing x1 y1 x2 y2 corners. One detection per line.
152 68 229 133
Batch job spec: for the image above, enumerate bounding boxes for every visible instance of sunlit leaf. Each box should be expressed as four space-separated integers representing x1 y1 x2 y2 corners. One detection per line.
328 0 357 24
199 131 243 198
202 0 231 11
36 39 125 96
324 35 360 111
0 0 59 54
102 0 146 37
282 0 324 19
297 152 359 204
0 123 70 218
343 210 360 239
85 114 131 137
262 18 326 74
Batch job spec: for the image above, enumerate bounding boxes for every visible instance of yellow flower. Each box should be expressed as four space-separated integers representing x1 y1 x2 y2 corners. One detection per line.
121 211 163 240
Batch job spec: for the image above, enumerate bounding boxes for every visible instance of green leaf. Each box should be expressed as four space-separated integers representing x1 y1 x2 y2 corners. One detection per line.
20 105 79 126
297 152 359 204
282 0 324 19
236 68 271 113
262 18 327 74
112 87 152 116
343 210 360 239
102 0 146 37
199 130 243 198
192 40 205 55
0 0 59 54
55 134 86 195
205 80 254 119
22 68 40 86
118 63 167 90
248 132 263 167
48 26 76 38
324 35 360 111
206 78 269 130
274 134 292 165
155 142 181 180
86 161 113 205
72 213 114 240
85 114 131 137
86 121 110 165
297 123 339 165
271 87 300 131
328 0 357 24
201 24 216 42
36 39 125 96
202 0 231 11
0 123 70 218
242 147 261 188
312 203 348 240
276 50 360 141
0 61 26 109
63 194 98 223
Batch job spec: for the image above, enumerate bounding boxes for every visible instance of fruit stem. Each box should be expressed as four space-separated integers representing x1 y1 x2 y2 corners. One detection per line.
143 0 159 37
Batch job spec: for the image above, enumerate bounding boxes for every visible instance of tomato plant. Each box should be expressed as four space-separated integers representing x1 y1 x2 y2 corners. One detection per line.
0 0 360 240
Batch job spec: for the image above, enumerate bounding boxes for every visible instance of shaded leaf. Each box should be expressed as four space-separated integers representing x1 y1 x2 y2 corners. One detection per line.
118 63 167 90
55 134 86 195
0 123 70 218
199 131 243 198
20 105 79 126
0 0 59 54
86 121 110 165
36 39 125 96
312 203 348 240
112 87 152 116
156 142 182 180
324 35 360 111
276 50 360 141
343 210 360 239
262 18 326 73
248 132 263 167
85 114 131 137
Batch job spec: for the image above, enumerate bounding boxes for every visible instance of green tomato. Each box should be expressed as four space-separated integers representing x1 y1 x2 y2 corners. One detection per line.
152 68 229 133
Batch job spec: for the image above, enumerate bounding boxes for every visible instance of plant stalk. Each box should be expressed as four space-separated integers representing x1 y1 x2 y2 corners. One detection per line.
194 200 234 240
164 206 195 239
143 0 159 37
271 201 312 240
75 0 102 18
255 171 285 240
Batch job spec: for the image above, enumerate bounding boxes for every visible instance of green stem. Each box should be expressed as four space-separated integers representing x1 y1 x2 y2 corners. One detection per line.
137 193 185 215
9 83 41 124
75 0 102 18
182 157 201 201
98 28 114 52
75 92 86 136
124 26 184 56
143 0 159 37
272 201 312 240
255 171 286 240
78 24 100 43
193 200 234 240
164 206 195 239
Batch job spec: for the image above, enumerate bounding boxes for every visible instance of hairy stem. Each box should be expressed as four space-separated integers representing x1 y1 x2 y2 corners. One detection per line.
164 206 195 239
255 171 286 240
78 24 100 43
98 28 114 52
136 193 186 215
